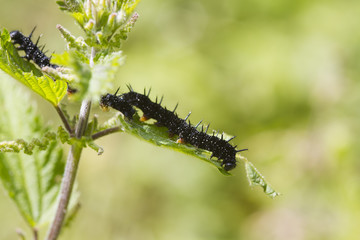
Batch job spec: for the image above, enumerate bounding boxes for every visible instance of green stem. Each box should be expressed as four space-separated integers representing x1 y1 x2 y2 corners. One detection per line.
46 99 91 240
46 47 96 240
91 126 121 140
55 105 73 135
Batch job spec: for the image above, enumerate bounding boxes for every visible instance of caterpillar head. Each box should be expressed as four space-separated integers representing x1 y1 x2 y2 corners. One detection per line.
100 93 136 119
223 161 236 171
10 31 23 42
99 94 113 111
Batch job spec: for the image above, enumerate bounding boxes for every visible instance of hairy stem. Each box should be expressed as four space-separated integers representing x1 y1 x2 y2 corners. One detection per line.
46 99 91 240
46 47 95 240
75 100 92 138
55 105 73 135
91 126 121 140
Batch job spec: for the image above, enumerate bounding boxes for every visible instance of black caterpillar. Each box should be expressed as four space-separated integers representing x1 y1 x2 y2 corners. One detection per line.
100 87 247 171
10 28 77 94
10 28 58 69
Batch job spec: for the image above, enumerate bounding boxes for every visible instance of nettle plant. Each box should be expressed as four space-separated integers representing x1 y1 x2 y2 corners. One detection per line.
0 0 278 239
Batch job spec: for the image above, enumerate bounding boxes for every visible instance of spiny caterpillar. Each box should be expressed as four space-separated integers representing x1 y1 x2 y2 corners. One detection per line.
10 28 58 69
100 87 247 171
10 28 77 94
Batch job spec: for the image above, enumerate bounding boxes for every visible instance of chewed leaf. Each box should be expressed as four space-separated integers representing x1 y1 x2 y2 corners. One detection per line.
0 28 67 106
97 113 278 196
99 113 232 175
241 157 280 198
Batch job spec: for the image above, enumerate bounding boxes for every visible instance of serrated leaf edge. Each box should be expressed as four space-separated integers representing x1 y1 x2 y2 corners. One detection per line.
240 156 280 198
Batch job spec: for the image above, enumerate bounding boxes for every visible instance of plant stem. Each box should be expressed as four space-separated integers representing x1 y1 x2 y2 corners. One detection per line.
91 126 121 140
75 100 92 138
46 99 91 240
55 105 73 135
46 47 96 240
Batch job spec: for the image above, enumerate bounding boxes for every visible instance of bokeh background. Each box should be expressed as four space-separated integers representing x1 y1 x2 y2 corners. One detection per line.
1 0 360 239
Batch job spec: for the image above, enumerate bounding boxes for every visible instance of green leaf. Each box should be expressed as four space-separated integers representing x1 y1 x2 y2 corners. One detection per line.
123 0 141 16
56 25 88 51
100 113 231 175
0 75 80 229
70 51 124 102
117 12 139 41
0 132 57 155
87 141 104 155
98 113 279 197
84 114 99 137
56 0 83 13
0 142 65 227
67 51 91 99
0 28 67 106
88 52 124 100
56 0 139 52
57 126 71 144
242 158 280 198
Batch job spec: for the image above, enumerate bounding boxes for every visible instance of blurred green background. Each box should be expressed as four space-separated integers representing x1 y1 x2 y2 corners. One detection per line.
1 0 360 239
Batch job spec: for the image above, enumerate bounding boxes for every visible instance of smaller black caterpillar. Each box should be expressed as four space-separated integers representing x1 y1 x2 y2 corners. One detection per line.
10 28 78 94
100 87 247 171
10 27 58 69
